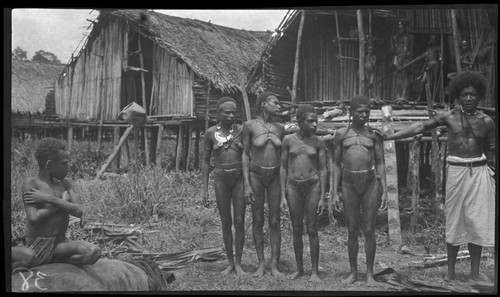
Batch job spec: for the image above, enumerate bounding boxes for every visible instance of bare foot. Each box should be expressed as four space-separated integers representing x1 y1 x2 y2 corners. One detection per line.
288 270 304 280
366 274 377 286
252 263 266 277
309 273 321 282
342 273 357 285
234 265 248 276
221 266 234 275
270 267 284 278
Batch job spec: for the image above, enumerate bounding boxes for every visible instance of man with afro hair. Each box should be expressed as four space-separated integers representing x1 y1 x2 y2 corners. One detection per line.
386 71 495 283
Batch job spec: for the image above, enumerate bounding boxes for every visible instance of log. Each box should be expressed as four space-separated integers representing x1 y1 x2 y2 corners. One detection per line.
95 125 134 180
381 105 402 248
291 10 305 103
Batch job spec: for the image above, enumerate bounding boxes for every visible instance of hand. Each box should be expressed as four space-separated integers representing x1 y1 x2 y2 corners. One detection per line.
317 199 327 216
244 185 254 205
379 191 388 212
61 191 71 202
280 195 288 214
23 188 51 204
330 192 342 213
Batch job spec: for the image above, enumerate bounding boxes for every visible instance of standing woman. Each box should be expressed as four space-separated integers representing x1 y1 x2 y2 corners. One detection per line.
201 97 247 276
330 95 387 285
242 91 285 277
280 104 327 282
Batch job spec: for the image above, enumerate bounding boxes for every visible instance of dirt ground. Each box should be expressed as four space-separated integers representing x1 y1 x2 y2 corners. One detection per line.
166 227 496 292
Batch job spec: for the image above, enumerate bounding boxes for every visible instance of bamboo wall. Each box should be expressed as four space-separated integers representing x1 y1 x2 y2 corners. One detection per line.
55 20 127 121
151 45 194 116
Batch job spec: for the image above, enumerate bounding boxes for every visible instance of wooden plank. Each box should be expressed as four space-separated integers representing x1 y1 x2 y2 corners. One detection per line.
291 10 305 103
95 125 134 180
381 105 402 248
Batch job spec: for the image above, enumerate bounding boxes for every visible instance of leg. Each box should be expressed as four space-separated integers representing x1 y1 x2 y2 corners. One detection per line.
468 243 483 281
232 176 247 276
361 179 380 285
342 182 361 285
267 177 283 277
305 183 322 282
11 246 36 270
53 240 101 265
286 183 305 280
446 243 460 281
214 174 235 275
250 173 266 277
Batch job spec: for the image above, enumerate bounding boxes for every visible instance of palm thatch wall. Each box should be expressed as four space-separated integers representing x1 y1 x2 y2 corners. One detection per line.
249 7 497 108
11 58 64 115
54 9 272 122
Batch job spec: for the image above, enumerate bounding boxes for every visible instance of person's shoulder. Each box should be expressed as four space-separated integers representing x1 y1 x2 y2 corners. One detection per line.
477 111 495 125
369 127 385 140
60 178 73 189
22 176 39 187
283 133 295 143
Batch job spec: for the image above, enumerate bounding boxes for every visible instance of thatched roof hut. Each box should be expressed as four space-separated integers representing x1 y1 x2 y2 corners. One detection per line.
248 7 497 109
54 9 272 123
11 58 64 115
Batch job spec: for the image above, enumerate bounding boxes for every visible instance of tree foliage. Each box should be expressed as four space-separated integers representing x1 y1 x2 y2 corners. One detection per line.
32 49 61 64
12 46 28 60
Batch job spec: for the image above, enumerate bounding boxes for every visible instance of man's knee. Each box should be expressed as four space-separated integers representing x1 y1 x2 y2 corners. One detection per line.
269 218 280 230
233 216 244 230
84 244 101 264
13 247 37 268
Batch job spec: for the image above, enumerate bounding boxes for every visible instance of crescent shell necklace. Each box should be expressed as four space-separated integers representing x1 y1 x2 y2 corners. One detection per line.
215 124 234 148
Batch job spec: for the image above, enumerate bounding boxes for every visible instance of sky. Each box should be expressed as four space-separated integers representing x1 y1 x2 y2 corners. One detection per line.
10 9 289 64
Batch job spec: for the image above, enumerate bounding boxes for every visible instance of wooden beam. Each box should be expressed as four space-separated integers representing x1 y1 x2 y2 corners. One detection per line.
95 125 134 180
156 124 164 169
291 10 305 103
381 105 402 248
451 9 462 73
357 10 365 95
126 66 149 73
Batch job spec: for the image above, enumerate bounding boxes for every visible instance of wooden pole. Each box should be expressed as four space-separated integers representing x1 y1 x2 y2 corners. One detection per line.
334 10 343 100
381 105 402 249
156 124 164 169
439 34 445 105
124 135 131 168
451 9 462 73
175 125 184 170
239 81 252 121
186 126 194 171
291 10 306 103
357 10 365 95
205 83 211 132
409 139 421 231
138 38 150 165
425 82 443 214
95 125 134 180
67 125 73 152
194 125 200 170
112 126 121 172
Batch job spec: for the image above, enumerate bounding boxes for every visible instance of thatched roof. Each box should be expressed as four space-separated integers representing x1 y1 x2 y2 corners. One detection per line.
97 9 273 93
11 58 64 114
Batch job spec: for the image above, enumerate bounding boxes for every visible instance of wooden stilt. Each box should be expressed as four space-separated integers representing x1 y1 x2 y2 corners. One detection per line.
409 139 421 230
175 125 184 170
67 125 73 151
112 126 121 172
186 126 194 171
124 136 131 168
156 124 164 169
138 37 150 165
95 125 134 180
381 105 402 249
194 125 200 170
451 9 462 74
